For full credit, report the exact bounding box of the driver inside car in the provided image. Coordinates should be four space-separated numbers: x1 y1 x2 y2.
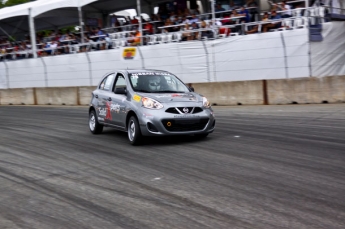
139 75 170 92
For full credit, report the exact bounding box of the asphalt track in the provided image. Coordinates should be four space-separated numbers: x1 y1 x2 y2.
0 104 344 229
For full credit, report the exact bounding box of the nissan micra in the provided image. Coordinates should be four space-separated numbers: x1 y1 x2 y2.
89 70 215 145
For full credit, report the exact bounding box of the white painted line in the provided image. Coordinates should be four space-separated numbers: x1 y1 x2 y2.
151 177 163 181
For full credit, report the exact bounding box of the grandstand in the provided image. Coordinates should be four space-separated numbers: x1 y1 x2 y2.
0 0 344 90
0 0 344 60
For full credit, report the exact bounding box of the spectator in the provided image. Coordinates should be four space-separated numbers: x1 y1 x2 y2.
182 23 193 41
189 14 199 24
279 1 292 18
229 0 239 10
246 12 269 34
131 16 139 25
229 9 243 33
171 17 181 32
144 22 154 35
215 3 225 12
194 5 201 15
239 6 250 23
130 27 141 46
246 0 258 22
163 18 174 33
200 20 213 39
50 40 57 55
263 10 282 32
221 13 232 25
183 8 191 17
230 9 240 23
190 21 199 40
169 12 176 22
181 16 190 25
105 34 113 49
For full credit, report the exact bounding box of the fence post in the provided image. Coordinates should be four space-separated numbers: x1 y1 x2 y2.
85 52 93 86
307 13 312 77
137 46 145 69
40 58 48 87
3 60 9 89
201 40 211 82
263 79 269 105
280 32 289 79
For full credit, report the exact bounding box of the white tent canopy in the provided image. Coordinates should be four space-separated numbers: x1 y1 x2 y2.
0 0 100 38
0 0 97 21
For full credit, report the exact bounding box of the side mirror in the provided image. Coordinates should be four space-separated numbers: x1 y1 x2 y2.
189 87 195 92
115 87 127 95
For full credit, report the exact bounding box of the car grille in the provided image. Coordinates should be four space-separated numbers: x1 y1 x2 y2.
165 107 203 114
162 118 209 132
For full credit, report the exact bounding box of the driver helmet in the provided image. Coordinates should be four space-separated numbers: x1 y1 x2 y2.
148 75 162 91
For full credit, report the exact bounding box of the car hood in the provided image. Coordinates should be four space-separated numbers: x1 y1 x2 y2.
138 92 201 103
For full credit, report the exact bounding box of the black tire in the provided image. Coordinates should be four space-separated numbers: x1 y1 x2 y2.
127 116 142 145
89 110 103 134
195 133 209 139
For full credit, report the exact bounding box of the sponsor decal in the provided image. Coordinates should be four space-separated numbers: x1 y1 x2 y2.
143 113 154 119
131 72 172 76
110 103 121 113
172 94 185 98
133 94 141 102
98 107 107 116
154 94 196 99
174 115 200 118
123 48 137 60
105 102 112 120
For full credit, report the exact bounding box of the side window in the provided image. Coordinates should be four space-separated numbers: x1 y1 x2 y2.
99 74 115 91
99 77 107 90
114 74 126 90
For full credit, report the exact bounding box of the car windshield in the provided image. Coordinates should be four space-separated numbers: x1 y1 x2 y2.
129 72 190 93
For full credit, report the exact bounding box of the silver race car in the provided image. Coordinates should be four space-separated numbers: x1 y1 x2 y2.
89 70 216 145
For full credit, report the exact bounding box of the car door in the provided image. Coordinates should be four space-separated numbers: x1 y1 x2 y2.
96 73 115 124
107 73 128 127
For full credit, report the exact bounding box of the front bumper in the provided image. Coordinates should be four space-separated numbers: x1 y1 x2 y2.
138 103 215 136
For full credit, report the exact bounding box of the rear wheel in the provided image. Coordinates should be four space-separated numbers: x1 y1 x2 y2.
89 110 103 134
128 116 142 145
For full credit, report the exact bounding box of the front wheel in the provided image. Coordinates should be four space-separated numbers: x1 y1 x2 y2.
89 110 103 134
128 116 142 145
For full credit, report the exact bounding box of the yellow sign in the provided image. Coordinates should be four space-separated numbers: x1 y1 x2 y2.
133 95 141 102
123 48 137 60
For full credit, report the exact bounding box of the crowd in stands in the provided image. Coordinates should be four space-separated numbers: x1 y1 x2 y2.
0 1 324 60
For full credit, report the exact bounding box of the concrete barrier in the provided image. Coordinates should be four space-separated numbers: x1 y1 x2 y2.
35 87 78 105
78 87 95 105
0 76 344 106
193 80 264 105
267 76 345 104
0 88 35 105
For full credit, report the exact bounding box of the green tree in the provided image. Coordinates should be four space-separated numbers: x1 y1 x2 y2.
1 0 31 8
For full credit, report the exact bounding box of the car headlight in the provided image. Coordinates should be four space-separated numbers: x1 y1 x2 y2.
202 97 211 108
142 97 163 109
